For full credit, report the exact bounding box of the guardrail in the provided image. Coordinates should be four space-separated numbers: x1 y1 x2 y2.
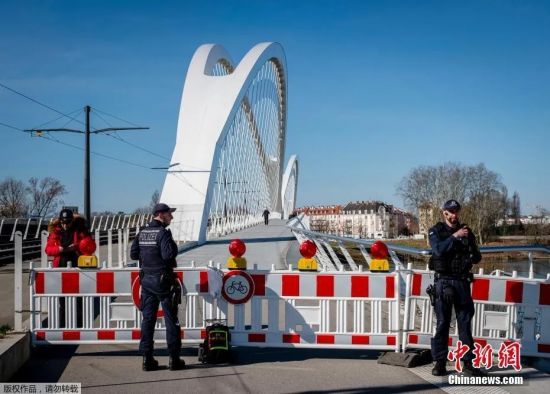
287 215 550 275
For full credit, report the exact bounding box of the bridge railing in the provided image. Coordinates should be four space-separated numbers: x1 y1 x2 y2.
287 215 550 276
0 214 156 264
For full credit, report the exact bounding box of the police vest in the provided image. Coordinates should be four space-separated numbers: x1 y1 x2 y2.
429 222 473 276
137 221 175 273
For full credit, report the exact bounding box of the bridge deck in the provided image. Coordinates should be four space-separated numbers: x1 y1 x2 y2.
177 219 298 270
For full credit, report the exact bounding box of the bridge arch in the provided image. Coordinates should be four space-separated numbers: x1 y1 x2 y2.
281 155 298 219
160 42 289 243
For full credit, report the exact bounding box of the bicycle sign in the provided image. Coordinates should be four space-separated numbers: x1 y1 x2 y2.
222 270 255 304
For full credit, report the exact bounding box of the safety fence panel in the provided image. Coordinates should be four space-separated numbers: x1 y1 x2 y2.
402 269 550 358
29 264 402 351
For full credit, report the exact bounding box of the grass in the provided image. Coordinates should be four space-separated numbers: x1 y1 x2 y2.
0 324 12 338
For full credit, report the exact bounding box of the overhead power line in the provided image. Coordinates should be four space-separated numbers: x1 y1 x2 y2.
0 82 85 127
0 121 24 132
41 133 152 169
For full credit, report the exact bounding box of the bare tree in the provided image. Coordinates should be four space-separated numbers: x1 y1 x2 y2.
150 190 160 211
134 190 161 215
0 177 28 217
26 177 67 218
397 162 507 244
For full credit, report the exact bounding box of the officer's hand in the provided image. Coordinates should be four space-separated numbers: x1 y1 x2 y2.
443 286 454 304
453 226 469 238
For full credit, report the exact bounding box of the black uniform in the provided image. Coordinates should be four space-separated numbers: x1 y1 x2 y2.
428 221 482 363
130 219 180 358
262 209 270 225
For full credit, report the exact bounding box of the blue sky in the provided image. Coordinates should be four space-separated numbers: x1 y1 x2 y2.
1 0 549 214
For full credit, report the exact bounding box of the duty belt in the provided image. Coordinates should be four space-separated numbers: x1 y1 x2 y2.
141 268 173 275
434 272 474 282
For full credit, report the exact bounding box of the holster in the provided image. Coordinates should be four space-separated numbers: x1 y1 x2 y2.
171 281 182 306
426 284 436 306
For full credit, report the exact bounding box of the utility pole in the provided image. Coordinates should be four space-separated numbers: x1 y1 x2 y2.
25 106 148 224
84 105 91 221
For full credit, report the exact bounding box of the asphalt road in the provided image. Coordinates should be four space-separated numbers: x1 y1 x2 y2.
11 345 444 393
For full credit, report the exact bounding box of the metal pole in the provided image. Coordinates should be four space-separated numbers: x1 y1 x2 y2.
84 105 91 223
14 231 22 331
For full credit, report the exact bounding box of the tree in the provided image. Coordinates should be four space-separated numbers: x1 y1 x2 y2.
460 165 507 244
133 190 161 215
26 177 67 218
0 177 28 217
150 190 160 211
397 162 508 244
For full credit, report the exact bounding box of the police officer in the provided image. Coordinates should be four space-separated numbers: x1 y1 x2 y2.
130 203 184 371
429 199 485 376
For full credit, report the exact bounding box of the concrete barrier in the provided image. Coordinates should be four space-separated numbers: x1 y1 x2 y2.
0 332 30 381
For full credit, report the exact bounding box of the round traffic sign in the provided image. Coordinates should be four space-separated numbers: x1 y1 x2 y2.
222 270 255 304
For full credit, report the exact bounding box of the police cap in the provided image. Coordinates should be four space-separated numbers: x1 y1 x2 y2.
442 199 461 212
153 203 176 215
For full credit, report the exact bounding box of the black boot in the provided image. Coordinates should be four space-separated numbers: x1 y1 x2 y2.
142 355 159 371
169 355 185 371
463 361 488 376
432 359 447 376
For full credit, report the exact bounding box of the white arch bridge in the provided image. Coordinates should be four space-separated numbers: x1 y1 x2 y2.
160 42 298 244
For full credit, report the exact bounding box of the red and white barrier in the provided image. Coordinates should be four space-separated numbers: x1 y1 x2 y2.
29 264 401 351
30 263 549 357
402 268 550 358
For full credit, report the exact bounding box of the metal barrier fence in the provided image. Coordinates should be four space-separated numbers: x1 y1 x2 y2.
11 220 550 359
402 265 550 358
28 263 402 350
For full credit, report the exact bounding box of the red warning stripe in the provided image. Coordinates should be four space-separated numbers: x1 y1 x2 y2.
63 331 80 340
540 284 550 305
351 276 369 297
252 274 266 296
248 333 266 343
199 271 208 293
386 276 395 299
351 335 370 345
472 278 490 300
316 334 335 344
316 275 334 297
282 275 299 297
505 281 523 303
96 272 114 293
282 333 300 343
97 330 115 340
35 272 44 294
411 273 422 296
62 272 79 294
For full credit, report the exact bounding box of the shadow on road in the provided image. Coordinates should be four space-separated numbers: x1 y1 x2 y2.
10 345 78 382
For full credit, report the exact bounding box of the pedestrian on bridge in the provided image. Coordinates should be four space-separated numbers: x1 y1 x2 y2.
130 203 184 371
45 208 94 327
428 199 485 377
263 208 270 225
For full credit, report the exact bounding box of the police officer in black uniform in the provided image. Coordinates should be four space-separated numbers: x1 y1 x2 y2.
130 203 184 371
429 199 486 377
